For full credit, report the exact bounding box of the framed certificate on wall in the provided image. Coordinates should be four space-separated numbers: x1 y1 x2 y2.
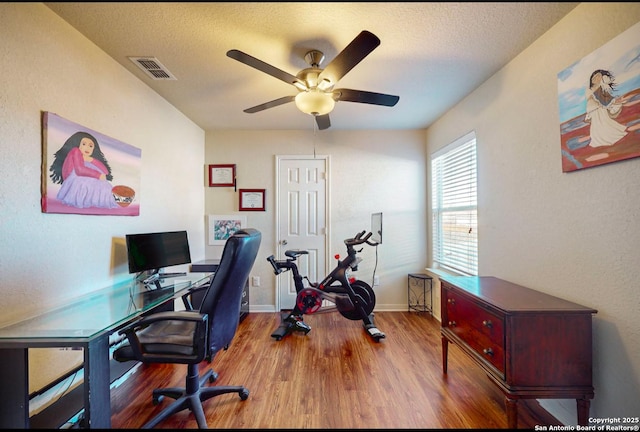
208 164 236 187
239 189 265 211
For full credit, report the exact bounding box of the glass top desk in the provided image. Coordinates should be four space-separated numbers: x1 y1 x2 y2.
0 272 212 429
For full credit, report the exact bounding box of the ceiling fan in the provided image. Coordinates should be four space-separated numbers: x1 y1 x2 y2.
226 30 399 130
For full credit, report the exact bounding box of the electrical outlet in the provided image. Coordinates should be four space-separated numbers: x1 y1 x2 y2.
251 276 260 287
373 276 380 286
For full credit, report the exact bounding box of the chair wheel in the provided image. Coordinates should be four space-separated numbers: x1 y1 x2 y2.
152 395 164 405
239 388 249 400
209 371 219 383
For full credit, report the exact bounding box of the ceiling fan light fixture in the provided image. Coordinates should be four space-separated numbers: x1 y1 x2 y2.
293 81 307 91
295 90 335 116
317 78 333 91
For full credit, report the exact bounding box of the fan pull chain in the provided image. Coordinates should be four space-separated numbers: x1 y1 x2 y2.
312 116 317 158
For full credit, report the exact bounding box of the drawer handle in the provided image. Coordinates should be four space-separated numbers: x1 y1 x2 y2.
447 298 455 305
482 320 493 328
483 348 494 356
448 321 456 327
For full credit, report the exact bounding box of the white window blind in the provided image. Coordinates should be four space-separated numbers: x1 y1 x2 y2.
431 132 478 275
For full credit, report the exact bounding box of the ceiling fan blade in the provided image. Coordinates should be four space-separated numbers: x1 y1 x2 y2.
243 95 295 113
315 114 331 130
227 49 304 87
318 30 380 86
335 88 399 107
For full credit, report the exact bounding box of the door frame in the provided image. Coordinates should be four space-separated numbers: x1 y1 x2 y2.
274 154 331 311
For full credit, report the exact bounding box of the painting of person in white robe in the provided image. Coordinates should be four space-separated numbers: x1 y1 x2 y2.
585 69 629 148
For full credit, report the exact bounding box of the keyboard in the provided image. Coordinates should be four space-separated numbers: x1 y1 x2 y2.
159 272 187 278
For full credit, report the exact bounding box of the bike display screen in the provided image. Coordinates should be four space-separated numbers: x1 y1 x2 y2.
371 212 382 244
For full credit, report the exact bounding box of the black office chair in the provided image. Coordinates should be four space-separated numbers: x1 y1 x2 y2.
113 228 261 429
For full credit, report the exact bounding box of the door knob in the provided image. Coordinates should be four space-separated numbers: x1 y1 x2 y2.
281 239 288 245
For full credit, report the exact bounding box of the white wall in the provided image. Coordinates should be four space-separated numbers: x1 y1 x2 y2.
205 129 427 310
0 4 206 391
426 3 640 425
3 1 637 425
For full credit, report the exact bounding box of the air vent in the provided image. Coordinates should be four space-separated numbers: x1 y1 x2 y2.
128 57 177 80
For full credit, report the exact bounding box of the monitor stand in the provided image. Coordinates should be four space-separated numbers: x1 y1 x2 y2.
135 270 162 290
140 270 188 290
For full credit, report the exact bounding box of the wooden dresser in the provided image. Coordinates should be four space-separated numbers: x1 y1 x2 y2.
440 276 597 428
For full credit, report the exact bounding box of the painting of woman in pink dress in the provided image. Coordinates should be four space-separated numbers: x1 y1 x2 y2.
42 112 141 215
49 131 119 209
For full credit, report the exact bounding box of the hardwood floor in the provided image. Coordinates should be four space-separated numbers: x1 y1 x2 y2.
110 311 561 429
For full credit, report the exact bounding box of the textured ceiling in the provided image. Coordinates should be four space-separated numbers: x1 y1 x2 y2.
44 2 579 131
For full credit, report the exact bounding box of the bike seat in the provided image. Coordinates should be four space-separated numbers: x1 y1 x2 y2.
285 249 309 258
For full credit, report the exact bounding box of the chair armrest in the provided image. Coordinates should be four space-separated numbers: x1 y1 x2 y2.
118 311 208 361
181 284 209 310
119 311 205 331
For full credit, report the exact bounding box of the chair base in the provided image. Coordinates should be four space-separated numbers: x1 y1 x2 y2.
143 365 249 429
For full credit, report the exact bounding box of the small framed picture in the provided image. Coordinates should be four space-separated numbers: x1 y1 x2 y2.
239 188 265 211
208 164 236 187
208 214 247 245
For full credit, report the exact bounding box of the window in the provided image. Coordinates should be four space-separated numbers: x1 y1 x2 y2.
431 131 478 275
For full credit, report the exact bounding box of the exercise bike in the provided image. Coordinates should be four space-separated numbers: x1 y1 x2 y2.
266 230 386 342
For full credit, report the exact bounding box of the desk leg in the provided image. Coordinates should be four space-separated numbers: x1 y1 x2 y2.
0 348 29 428
82 336 111 428
505 396 518 429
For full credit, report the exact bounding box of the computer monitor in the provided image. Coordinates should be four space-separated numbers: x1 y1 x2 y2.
371 212 382 244
126 230 192 276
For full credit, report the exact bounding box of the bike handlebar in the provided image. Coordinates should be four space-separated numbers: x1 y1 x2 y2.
344 230 377 247
266 255 283 274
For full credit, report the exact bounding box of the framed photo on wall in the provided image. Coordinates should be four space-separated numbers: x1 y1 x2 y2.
239 189 265 211
208 164 236 187
208 214 247 245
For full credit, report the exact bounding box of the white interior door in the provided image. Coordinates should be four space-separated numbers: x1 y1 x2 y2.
275 155 328 311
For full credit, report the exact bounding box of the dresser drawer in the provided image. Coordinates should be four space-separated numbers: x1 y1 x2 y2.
444 288 505 374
